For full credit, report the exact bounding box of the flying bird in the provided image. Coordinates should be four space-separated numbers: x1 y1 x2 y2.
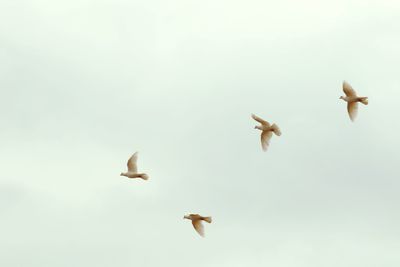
120 152 149 180
252 114 281 151
183 214 212 237
340 81 368 121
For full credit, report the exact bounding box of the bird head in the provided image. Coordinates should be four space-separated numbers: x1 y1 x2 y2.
183 215 190 220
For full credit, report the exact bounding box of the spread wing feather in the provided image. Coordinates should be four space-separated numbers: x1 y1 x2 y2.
343 81 357 97
127 152 138 172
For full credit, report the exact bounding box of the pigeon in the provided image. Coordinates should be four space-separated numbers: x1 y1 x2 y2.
183 214 212 237
120 152 149 180
340 81 368 121
252 114 281 151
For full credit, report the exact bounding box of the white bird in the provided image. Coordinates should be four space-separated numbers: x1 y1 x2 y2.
252 114 281 151
183 214 212 237
120 152 149 180
340 81 368 121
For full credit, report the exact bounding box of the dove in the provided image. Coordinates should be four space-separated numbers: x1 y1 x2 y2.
340 81 368 121
183 214 212 237
252 114 281 151
120 152 149 180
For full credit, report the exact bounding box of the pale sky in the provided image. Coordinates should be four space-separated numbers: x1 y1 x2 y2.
1 0 400 266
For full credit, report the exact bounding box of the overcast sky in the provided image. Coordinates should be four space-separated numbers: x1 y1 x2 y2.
1 0 400 266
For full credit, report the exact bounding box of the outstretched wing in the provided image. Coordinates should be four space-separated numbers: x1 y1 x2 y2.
261 131 273 151
251 114 270 127
347 102 358 122
192 220 205 237
343 81 357 97
127 152 138 172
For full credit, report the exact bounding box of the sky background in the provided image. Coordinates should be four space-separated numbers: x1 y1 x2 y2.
1 0 400 266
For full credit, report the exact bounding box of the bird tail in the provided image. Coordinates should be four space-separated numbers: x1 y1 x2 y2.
271 124 281 136
139 173 149 180
203 216 212 223
360 97 368 105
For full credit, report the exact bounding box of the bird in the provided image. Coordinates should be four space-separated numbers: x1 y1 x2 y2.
120 152 149 180
340 81 368 121
183 214 212 237
252 114 281 151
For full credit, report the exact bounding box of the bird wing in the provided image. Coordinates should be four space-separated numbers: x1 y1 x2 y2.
127 152 138 172
261 131 273 151
347 102 358 121
343 81 357 97
252 114 270 127
192 220 205 237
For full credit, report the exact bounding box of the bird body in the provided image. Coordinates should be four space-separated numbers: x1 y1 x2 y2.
120 152 149 180
340 81 368 121
121 172 149 179
252 114 281 151
340 95 368 104
184 214 212 237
